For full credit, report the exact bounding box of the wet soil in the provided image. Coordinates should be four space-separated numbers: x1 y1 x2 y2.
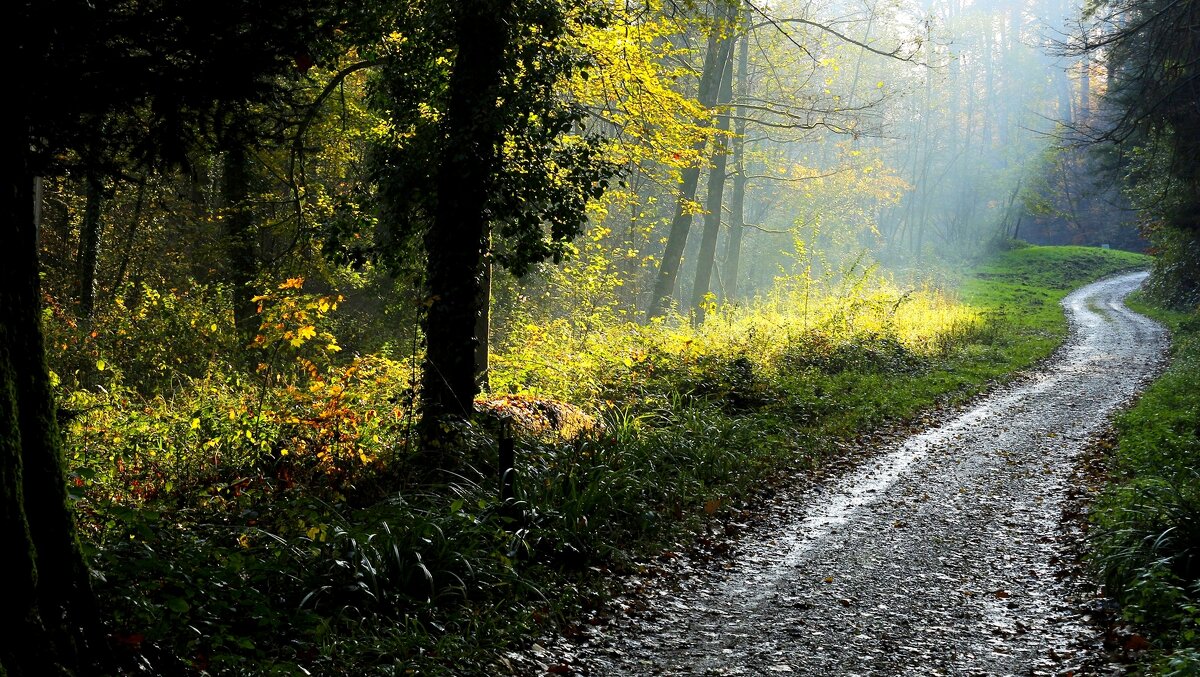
520 272 1168 676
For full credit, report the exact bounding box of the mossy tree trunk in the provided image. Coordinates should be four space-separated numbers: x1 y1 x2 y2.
2 146 104 675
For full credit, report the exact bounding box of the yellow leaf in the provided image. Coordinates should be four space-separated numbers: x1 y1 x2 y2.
190 418 200 430
96 359 106 371
279 277 305 290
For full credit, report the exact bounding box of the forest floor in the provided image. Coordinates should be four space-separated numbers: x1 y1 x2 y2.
516 272 1167 675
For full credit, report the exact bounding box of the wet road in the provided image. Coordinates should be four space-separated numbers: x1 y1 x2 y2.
555 272 1167 675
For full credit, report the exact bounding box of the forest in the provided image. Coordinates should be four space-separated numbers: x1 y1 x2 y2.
5 0 1200 674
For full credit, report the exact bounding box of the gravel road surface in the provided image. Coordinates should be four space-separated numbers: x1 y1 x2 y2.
537 272 1168 676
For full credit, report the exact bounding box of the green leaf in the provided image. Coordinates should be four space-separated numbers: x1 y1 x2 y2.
166 597 190 613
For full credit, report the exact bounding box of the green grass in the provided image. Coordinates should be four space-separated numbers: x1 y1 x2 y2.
962 244 1152 366
1091 293 1200 673
71 245 1153 674
834 245 1153 434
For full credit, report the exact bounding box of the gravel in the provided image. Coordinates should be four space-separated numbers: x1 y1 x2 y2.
530 272 1168 676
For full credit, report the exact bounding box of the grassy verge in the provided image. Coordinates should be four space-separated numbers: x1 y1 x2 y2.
1090 293 1200 672
62 244 1149 674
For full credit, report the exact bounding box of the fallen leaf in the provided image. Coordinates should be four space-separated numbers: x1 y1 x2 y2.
1124 634 1150 651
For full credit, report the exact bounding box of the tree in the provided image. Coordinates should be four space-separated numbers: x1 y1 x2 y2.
370 1 614 455
2 144 105 677
421 0 517 439
723 9 753 300
647 1 739 320
220 141 266 348
690 33 737 323
1079 0 1200 303
5 0 349 671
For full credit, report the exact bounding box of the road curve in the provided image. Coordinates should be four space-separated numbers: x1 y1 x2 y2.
562 272 1168 676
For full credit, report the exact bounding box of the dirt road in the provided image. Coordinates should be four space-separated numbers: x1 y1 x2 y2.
548 272 1167 676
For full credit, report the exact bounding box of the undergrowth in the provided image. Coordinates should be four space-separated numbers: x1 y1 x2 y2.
1092 294 1200 673
52 245 1149 674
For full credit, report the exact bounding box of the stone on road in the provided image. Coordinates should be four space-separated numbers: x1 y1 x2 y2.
568 272 1168 676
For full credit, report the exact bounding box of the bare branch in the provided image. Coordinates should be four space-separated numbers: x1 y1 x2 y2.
745 0 915 62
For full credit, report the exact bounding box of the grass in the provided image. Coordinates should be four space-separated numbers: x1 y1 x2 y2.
60 244 1151 674
1091 292 1200 673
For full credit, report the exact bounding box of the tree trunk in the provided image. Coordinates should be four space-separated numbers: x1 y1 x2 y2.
419 0 514 455
915 35 936 260
2 142 103 676
474 252 491 391
106 177 146 299
1056 63 1074 124
722 8 751 301
690 35 736 325
222 145 262 348
647 3 737 320
1079 52 1091 122
75 171 104 322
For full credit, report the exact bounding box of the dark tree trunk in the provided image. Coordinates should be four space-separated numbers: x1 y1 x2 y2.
222 144 262 347
2 141 104 676
474 252 491 391
647 4 737 320
106 177 146 299
690 37 736 325
419 0 514 454
75 171 104 322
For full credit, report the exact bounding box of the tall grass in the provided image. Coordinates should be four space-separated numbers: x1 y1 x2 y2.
1091 298 1200 672
490 277 984 406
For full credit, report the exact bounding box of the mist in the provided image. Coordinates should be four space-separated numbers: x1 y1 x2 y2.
736 0 1097 284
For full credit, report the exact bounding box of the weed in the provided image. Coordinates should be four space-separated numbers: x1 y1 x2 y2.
1091 293 1200 668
